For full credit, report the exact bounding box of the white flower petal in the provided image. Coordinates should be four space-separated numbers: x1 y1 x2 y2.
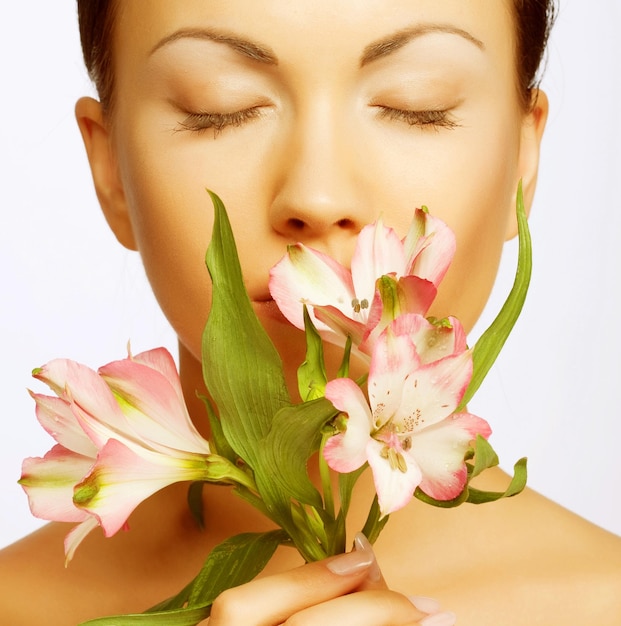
367 438 422 516
367 329 418 428
412 413 491 500
396 351 472 429
64 516 101 565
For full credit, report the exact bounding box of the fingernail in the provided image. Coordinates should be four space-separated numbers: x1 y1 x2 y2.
353 532 382 582
408 595 442 614
326 547 373 576
420 611 457 626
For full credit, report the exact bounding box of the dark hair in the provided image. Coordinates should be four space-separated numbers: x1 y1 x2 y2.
512 0 557 109
77 0 556 114
77 0 117 113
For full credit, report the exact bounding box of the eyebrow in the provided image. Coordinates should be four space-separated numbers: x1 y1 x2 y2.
150 23 483 69
149 27 278 65
360 24 485 67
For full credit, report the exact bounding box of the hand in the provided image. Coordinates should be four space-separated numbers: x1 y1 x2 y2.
205 533 456 625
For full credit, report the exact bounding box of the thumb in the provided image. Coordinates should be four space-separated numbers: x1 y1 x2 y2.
351 532 386 591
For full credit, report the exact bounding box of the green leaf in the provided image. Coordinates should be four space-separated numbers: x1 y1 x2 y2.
256 397 338 511
297 306 328 401
458 181 532 410
466 457 528 504
79 607 210 626
469 435 500 479
338 465 367 520
337 335 353 379
202 191 291 469
184 530 286 606
152 532 285 610
414 484 470 509
187 481 206 530
199 392 237 463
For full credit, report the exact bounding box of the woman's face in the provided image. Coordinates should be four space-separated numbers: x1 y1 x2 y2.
83 0 546 377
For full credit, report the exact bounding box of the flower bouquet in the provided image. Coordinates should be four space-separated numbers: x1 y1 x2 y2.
19 185 530 624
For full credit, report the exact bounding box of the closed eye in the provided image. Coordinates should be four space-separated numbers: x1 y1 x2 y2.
375 107 459 130
177 106 265 137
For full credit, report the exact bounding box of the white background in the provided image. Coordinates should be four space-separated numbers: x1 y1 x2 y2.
0 2 619 548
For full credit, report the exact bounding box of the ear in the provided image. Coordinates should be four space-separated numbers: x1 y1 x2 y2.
505 89 549 240
75 97 137 250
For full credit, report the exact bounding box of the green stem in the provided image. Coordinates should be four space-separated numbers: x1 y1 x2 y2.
319 432 335 520
291 503 329 562
361 494 390 544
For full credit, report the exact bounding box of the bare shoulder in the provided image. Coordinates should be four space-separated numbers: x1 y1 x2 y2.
0 523 82 624
0 486 215 625
379 470 621 625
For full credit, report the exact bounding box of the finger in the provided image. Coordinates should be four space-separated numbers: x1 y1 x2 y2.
208 546 376 626
281 589 427 626
350 533 385 591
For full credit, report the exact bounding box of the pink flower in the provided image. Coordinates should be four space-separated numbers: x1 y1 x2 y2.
323 314 491 516
269 210 455 356
20 348 216 562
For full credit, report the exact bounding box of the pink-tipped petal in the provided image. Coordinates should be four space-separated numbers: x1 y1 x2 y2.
130 348 186 408
29 391 97 457
412 413 491 500
313 304 367 347
395 275 437 317
75 439 209 537
404 210 456 286
351 221 407 303
324 379 374 472
46 360 132 449
99 358 210 456
20 445 95 523
391 314 468 364
269 243 355 330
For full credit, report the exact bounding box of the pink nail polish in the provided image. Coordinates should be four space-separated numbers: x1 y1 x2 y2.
353 532 382 582
326 548 373 576
420 610 457 626
407 595 442 614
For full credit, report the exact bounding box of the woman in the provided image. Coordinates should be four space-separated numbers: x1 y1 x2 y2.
1 1 619 624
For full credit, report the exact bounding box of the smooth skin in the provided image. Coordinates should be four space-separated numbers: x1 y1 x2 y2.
1 1 620 624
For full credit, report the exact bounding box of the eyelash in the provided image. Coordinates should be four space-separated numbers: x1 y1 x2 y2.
178 107 264 136
177 105 458 137
375 107 459 130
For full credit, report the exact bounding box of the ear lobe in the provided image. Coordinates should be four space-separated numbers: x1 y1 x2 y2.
505 90 549 240
75 97 138 251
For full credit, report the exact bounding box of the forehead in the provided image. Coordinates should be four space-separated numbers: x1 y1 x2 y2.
112 0 516 76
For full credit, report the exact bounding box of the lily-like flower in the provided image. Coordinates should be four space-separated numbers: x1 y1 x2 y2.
269 209 456 355
323 314 491 516
20 348 245 563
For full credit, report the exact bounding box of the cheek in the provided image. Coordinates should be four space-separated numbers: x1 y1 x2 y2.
370 112 521 333
431 124 521 331
115 128 216 362
112 113 288 363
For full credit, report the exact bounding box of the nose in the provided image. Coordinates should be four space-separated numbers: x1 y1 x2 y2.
268 98 374 255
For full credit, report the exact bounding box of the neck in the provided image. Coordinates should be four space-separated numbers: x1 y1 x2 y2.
178 341 213 440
